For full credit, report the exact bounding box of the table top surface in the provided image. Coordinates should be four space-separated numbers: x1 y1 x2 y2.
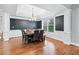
23 29 44 35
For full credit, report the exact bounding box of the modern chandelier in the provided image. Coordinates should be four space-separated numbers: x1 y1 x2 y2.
29 8 37 21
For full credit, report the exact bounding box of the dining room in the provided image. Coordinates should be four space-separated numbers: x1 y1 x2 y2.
0 4 79 55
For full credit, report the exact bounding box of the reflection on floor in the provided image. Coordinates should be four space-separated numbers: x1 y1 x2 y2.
0 37 79 55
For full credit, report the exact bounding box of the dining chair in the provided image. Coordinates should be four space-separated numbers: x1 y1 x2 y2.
21 30 27 44
39 30 45 41
32 30 39 42
21 29 32 43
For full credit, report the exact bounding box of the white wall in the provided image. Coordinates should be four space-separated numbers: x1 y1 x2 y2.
0 16 2 32
9 30 22 38
0 10 4 33
0 11 10 41
45 9 71 45
2 13 10 41
71 8 79 46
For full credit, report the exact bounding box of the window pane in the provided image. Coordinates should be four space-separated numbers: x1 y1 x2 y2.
49 26 54 32
48 18 54 32
43 21 47 31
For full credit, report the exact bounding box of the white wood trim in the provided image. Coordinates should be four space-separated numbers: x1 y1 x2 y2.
71 42 79 46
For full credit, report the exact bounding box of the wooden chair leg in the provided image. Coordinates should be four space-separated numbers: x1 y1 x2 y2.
43 36 45 41
22 38 25 44
40 38 42 42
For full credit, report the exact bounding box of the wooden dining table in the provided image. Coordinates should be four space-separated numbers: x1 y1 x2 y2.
23 29 42 35
22 29 45 43
24 30 34 35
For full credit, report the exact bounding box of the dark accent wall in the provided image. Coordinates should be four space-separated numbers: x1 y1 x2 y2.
36 21 42 29
10 18 42 30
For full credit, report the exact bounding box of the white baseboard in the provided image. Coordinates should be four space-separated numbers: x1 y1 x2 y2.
71 42 79 46
46 36 71 45
63 41 71 45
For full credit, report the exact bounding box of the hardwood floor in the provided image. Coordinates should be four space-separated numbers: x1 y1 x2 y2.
0 37 79 55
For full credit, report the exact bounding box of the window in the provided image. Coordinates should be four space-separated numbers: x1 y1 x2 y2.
43 20 47 31
43 17 54 32
48 18 54 32
55 15 64 31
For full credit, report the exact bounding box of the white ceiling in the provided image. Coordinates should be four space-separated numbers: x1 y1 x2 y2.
32 4 68 15
71 4 79 9
16 4 54 18
62 4 79 9
0 4 17 16
16 4 71 18
0 4 78 18
63 4 72 9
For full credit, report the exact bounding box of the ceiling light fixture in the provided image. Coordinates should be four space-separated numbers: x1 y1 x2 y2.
29 8 37 21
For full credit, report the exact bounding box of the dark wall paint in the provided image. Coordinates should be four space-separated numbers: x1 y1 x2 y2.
10 18 42 30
